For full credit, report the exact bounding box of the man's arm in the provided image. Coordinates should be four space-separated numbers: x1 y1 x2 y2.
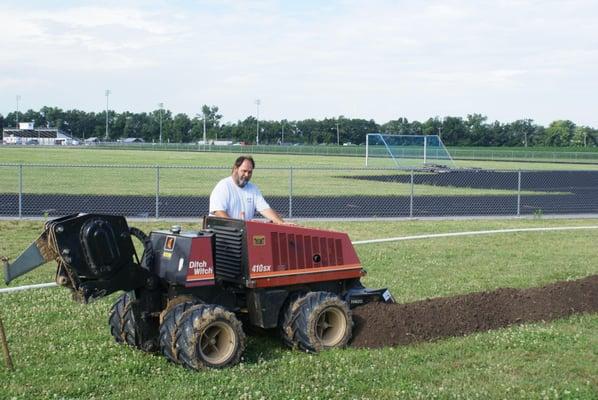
260 208 286 224
212 210 230 218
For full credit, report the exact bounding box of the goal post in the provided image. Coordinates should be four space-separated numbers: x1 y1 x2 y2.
365 133 455 169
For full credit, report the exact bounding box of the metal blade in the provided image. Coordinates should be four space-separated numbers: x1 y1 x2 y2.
3 231 55 284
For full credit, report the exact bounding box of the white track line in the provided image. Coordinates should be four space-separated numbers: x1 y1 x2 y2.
351 225 598 245
0 282 57 294
3 225 598 294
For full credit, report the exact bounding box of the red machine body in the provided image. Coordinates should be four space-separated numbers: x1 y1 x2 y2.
150 218 364 291
244 220 363 288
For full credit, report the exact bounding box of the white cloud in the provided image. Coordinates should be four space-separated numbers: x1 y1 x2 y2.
1 0 598 126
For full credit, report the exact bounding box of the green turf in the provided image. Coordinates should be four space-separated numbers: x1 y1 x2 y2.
0 147 580 197
1 218 597 399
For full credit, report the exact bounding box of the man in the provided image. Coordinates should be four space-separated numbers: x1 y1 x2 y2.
209 155 287 224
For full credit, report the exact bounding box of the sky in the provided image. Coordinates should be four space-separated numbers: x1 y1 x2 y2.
1 0 597 127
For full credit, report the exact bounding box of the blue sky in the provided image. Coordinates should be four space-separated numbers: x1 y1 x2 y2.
1 0 597 126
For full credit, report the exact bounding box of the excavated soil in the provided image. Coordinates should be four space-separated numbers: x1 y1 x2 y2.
350 274 598 348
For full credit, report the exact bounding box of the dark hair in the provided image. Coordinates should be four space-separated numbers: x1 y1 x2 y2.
233 155 255 169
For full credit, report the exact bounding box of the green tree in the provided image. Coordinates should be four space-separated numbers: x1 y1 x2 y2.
544 120 576 146
464 114 489 146
507 119 537 147
572 126 592 147
381 117 411 134
441 116 467 146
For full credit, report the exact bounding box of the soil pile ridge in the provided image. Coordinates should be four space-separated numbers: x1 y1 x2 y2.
350 274 598 348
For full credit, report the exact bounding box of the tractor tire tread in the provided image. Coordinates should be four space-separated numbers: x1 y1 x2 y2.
175 304 246 370
159 301 202 363
290 291 353 353
108 292 132 344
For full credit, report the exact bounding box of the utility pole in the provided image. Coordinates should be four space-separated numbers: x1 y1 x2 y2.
203 111 207 144
15 95 21 128
105 90 111 141
336 122 340 145
255 99 261 145
584 131 587 147
196 112 207 147
158 103 163 144
281 122 284 144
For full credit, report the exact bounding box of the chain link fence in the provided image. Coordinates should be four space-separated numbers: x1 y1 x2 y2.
72 142 598 164
1 163 597 219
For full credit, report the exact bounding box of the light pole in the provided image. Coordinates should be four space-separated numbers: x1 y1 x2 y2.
105 90 111 141
281 122 284 144
336 122 340 145
255 99 261 145
195 113 207 147
584 131 587 148
158 103 164 144
203 110 207 144
16 95 21 128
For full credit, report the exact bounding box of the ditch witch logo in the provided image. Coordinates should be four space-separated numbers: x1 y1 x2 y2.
189 260 213 276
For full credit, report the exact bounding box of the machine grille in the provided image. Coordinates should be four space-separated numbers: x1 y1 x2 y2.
211 224 244 281
271 232 344 271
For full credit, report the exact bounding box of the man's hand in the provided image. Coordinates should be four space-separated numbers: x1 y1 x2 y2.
212 210 230 219
261 208 292 225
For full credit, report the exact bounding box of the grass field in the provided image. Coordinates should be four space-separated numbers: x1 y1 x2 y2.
1 217 597 399
0 147 587 197
3 146 598 170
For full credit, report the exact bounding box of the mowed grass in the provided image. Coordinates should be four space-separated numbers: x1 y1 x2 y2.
0 147 584 197
1 217 597 399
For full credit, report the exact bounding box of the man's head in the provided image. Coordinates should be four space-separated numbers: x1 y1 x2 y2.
231 155 255 187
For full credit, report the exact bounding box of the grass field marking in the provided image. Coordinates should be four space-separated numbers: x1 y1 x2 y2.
352 225 598 245
0 282 57 294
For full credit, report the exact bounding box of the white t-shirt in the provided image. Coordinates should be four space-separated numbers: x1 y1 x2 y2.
209 176 271 220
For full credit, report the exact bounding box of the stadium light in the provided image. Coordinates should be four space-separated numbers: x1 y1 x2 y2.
255 99 261 145
158 102 164 144
203 109 207 144
16 95 21 128
195 113 207 148
105 90 111 141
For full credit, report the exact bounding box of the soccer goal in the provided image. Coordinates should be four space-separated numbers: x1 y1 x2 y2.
365 133 455 169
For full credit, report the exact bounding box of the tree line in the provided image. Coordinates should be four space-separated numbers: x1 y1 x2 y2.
1 106 596 147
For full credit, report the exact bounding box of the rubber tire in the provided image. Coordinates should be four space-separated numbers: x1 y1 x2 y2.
290 291 353 353
279 292 306 348
108 292 140 347
159 301 201 364
175 305 246 370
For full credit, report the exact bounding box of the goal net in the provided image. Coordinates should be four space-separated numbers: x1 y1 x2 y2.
365 133 455 169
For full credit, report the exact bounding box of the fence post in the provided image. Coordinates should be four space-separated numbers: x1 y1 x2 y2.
409 169 414 218
288 167 293 219
18 164 23 219
155 165 160 219
517 170 521 216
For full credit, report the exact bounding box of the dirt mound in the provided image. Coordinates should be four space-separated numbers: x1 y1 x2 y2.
350 274 598 348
